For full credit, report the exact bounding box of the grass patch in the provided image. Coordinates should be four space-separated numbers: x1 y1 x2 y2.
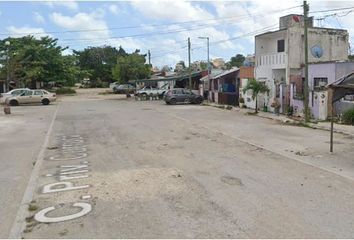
55 87 76 95
342 108 354 125
28 203 39 211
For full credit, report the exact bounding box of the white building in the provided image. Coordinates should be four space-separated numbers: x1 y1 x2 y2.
255 14 349 114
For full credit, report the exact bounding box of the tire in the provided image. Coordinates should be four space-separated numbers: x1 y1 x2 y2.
170 98 177 105
195 98 202 104
9 99 19 106
140 93 147 100
42 98 50 105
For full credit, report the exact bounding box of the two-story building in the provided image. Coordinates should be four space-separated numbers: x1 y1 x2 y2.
255 14 349 114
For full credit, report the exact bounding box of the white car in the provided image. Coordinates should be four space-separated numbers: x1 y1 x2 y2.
136 86 168 97
0 88 30 103
5 89 56 106
109 82 119 90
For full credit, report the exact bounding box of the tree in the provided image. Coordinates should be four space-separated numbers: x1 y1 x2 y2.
0 36 68 88
243 79 269 113
174 61 186 72
74 45 125 84
226 54 245 69
112 50 150 84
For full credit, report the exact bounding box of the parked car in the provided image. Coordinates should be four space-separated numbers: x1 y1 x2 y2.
164 88 203 105
136 86 167 98
5 89 56 106
113 84 136 94
110 82 119 90
0 88 30 103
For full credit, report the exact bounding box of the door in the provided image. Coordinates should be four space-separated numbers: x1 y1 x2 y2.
182 89 192 103
18 90 34 104
175 89 185 102
33 90 44 103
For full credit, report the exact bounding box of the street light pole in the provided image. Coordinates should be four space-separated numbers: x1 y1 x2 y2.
198 37 210 74
5 40 10 92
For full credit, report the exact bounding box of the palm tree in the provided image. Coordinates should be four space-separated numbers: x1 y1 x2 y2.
243 79 269 113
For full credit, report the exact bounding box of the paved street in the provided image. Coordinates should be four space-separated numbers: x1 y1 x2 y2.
2 91 354 238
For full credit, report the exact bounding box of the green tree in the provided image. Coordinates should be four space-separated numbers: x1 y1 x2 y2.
112 50 151 84
74 46 125 85
243 79 269 113
0 36 68 88
226 54 245 69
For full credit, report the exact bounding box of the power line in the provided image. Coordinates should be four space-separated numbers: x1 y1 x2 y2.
310 6 354 14
150 24 278 60
61 6 298 47
0 4 302 38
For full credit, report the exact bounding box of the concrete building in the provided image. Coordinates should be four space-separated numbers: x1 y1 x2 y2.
239 66 256 109
290 61 354 120
255 14 349 114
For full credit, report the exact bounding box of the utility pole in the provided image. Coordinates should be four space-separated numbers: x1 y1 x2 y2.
206 37 210 75
5 41 10 92
148 50 151 65
188 37 192 89
303 1 310 122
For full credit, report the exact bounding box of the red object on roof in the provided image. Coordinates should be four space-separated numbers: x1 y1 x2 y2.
293 15 300 22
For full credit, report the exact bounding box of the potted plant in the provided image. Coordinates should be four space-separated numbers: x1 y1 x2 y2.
286 106 294 116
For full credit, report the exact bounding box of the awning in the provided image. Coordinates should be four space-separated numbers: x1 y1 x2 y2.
326 72 354 152
327 72 354 102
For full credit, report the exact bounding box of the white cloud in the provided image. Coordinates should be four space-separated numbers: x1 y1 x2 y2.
108 4 119 15
131 1 214 21
50 11 109 40
6 26 51 39
33 12 45 24
45 1 79 10
108 38 143 52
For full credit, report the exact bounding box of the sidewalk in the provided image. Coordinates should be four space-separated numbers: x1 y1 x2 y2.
203 102 354 137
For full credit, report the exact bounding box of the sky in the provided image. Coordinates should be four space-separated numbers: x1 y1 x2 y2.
1 0 354 68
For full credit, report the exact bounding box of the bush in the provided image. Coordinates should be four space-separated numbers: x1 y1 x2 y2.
239 97 245 104
55 87 76 95
342 108 354 125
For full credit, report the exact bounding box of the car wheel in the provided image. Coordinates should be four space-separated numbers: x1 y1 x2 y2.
140 93 147 100
170 98 177 105
195 98 202 104
9 99 19 106
42 98 50 105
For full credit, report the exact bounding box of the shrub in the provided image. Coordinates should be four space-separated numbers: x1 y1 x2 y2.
55 87 76 95
239 97 245 104
342 108 354 125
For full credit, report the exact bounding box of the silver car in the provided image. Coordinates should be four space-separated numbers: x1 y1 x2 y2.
5 89 56 106
0 88 30 103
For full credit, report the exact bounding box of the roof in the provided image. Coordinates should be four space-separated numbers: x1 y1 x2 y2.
200 67 239 81
255 26 347 38
129 71 202 83
327 72 354 102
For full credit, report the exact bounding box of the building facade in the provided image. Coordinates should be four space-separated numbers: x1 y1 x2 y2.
255 14 349 114
289 61 354 119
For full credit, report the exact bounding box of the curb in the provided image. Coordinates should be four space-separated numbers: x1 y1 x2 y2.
202 102 354 137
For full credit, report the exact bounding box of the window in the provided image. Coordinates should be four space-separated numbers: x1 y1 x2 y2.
313 77 328 90
277 39 285 52
21 90 33 96
34 90 43 95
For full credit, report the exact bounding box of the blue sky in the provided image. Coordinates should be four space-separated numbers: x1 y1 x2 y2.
0 1 353 68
